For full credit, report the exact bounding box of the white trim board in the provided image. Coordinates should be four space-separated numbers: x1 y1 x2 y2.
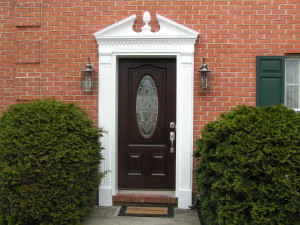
94 12 198 209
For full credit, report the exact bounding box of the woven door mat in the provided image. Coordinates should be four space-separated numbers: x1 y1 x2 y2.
118 205 174 218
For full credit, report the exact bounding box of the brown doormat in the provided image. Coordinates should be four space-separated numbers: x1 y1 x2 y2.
118 205 174 218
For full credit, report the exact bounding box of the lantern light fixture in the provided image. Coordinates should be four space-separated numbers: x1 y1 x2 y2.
81 57 94 93
199 57 211 92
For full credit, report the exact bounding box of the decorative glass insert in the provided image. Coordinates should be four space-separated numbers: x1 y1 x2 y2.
136 75 158 138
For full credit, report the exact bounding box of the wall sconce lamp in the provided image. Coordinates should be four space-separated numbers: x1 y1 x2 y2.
199 57 211 92
81 57 94 93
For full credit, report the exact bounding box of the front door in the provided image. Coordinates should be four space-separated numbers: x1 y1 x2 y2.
118 58 176 189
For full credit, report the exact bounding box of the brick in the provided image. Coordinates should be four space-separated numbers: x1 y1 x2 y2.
14 3 42 27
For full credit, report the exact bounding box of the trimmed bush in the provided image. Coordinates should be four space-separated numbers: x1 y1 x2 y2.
0 99 104 225
195 105 300 225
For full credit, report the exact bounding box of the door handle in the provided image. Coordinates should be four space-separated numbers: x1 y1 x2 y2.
170 131 175 153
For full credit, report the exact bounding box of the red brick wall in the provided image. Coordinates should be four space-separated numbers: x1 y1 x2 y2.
1 0 300 194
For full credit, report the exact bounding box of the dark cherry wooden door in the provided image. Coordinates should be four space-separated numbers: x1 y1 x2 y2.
118 58 176 189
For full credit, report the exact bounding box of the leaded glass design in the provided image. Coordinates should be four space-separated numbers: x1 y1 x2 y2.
136 75 158 138
285 59 300 112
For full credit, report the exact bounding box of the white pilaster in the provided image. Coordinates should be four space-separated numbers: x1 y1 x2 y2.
98 53 114 206
177 53 194 209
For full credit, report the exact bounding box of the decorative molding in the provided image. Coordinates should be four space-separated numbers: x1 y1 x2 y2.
94 12 198 43
97 40 196 46
94 11 199 209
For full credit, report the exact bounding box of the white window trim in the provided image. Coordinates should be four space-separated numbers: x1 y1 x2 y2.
285 57 300 112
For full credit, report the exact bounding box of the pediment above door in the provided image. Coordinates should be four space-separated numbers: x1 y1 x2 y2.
94 12 199 46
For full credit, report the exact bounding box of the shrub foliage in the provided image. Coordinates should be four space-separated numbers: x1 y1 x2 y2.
0 99 104 225
195 105 300 225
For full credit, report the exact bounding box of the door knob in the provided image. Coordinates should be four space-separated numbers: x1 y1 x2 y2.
170 131 175 153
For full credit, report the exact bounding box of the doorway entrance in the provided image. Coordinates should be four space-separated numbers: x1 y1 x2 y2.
94 11 198 208
118 58 176 189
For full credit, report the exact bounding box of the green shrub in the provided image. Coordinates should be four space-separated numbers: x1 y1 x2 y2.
195 105 300 225
0 99 104 225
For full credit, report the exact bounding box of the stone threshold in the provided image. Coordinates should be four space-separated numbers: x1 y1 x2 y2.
113 190 178 206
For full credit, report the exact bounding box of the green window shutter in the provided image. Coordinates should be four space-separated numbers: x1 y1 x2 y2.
256 56 285 107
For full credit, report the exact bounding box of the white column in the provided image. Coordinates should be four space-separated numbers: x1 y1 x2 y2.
176 53 194 209
98 53 114 206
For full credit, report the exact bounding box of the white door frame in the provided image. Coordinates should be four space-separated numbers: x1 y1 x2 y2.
94 12 198 209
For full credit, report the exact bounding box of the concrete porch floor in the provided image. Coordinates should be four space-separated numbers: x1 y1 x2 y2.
83 206 201 225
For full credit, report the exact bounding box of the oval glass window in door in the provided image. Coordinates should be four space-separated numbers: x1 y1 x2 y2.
136 75 158 138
